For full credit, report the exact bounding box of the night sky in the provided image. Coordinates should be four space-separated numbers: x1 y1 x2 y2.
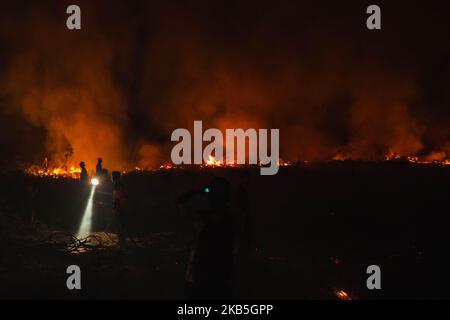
0 0 449 169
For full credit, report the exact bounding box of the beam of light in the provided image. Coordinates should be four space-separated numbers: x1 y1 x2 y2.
91 178 99 186
76 186 96 239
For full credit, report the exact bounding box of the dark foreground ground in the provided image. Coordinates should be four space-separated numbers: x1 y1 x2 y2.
1 161 450 299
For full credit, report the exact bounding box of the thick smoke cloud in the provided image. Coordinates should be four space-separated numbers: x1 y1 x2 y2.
0 0 449 169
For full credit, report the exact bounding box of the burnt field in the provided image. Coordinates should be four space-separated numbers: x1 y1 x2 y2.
1 161 450 300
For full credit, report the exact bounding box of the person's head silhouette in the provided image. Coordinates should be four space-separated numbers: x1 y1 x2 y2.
205 177 231 207
111 171 121 185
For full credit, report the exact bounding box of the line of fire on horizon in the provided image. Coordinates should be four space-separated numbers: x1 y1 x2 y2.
23 152 450 180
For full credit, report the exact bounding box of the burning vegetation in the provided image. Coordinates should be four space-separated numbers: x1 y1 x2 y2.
24 166 81 179
24 162 82 179
23 152 450 180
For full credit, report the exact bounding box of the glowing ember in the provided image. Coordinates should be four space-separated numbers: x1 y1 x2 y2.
203 155 292 168
159 163 175 170
332 154 347 161
277 159 292 167
335 289 352 301
330 257 343 264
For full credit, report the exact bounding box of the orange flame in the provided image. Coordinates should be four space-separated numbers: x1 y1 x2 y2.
384 151 450 166
206 155 223 167
25 165 81 179
24 151 450 179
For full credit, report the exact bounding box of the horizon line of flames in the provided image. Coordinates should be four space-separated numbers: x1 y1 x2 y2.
24 153 450 179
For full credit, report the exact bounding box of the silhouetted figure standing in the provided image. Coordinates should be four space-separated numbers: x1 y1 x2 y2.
78 162 90 218
179 177 236 299
236 170 252 260
79 162 88 186
95 158 109 186
96 158 103 175
26 184 38 229
234 170 253 296
112 171 127 246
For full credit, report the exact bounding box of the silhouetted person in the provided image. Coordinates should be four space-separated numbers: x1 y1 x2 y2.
236 170 252 259
26 184 38 229
96 158 103 175
112 171 128 246
179 177 236 299
79 162 88 186
234 170 253 296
